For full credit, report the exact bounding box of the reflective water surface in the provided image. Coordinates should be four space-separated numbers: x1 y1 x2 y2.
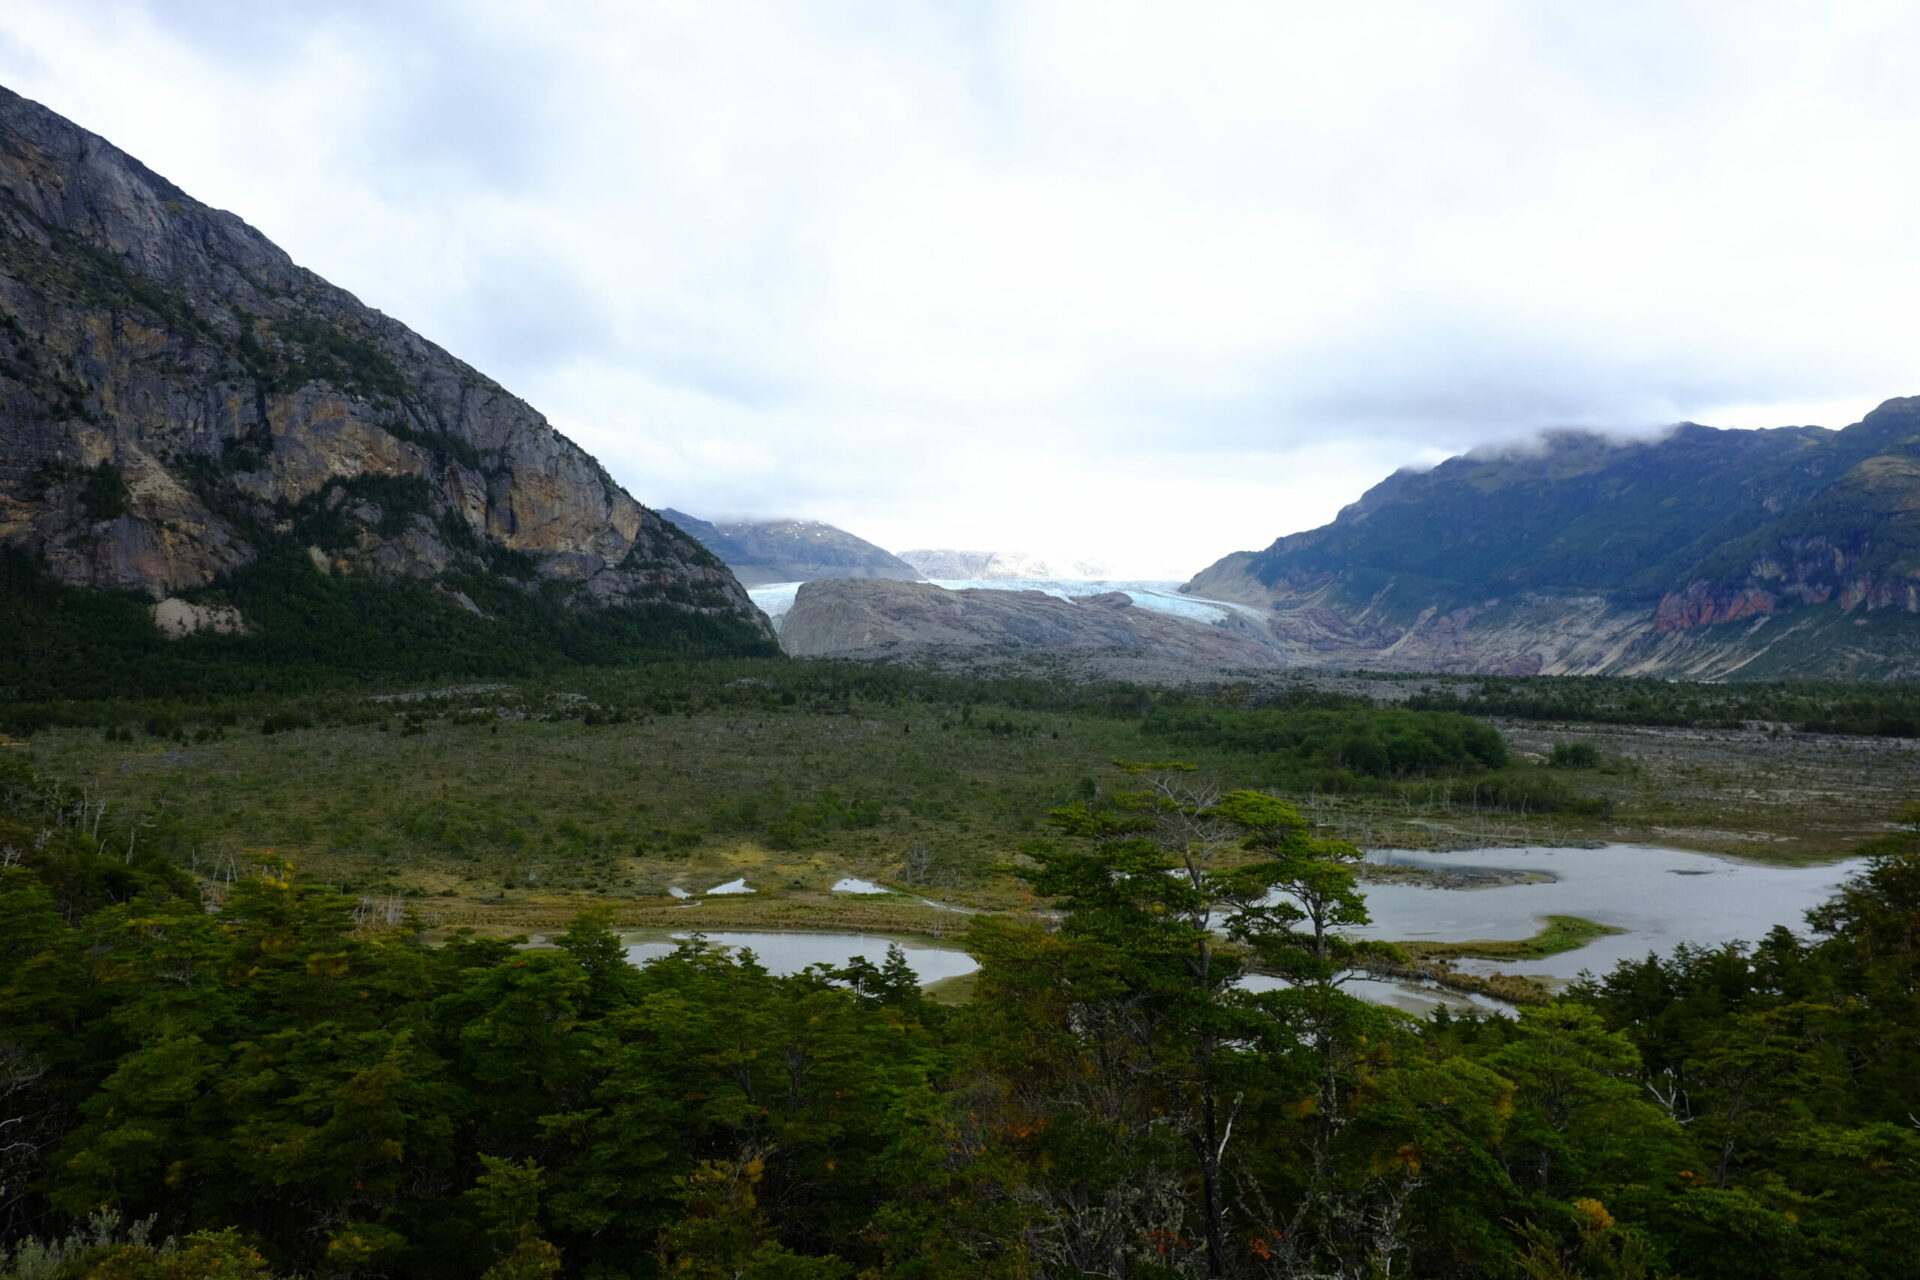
624 930 979 986
1351 844 1859 983
831 877 888 894
621 846 1858 1011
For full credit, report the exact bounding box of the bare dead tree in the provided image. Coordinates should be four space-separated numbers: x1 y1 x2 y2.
0 1042 55 1242
122 813 155 865
903 841 937 886
1646 1067 1692 1125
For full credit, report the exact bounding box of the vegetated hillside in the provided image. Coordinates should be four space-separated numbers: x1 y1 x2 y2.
659 509 921 586
895 548 1113 579
1186 401 1920 678
0 86 774 696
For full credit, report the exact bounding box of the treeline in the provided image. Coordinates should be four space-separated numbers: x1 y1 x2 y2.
1406 674 1920 737
1142 704 1608 814
2 758 1915 1278
1143 705 1509 777
0 639 1163 740
0 545 777 706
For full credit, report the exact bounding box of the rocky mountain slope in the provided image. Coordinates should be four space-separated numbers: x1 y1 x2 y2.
0 86 772 686
1185 402 1920 678
660 511 920 586
895 549 1112 580
780 577 1284 666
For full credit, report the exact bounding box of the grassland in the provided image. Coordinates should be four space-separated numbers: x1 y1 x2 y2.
1399 914 1624 962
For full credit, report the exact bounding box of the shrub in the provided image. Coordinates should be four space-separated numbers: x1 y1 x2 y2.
1548 741 1601 769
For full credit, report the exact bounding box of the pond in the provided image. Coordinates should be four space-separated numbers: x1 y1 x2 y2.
624 930 980 986
1351 844 1860 985
831 877 888 894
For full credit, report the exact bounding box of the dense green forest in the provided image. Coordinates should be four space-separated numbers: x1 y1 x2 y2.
2 752 1915 1279
0 546 776 705
1403 676 1920 737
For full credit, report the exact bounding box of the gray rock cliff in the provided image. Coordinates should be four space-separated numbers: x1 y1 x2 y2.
0 86 769 643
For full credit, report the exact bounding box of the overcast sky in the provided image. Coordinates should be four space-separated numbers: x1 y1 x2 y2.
3 1 1915 576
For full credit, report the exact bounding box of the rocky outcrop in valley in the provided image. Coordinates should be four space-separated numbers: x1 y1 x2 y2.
779 577 1285 666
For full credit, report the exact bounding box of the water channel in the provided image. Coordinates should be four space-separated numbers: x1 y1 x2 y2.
622 844 1861 1015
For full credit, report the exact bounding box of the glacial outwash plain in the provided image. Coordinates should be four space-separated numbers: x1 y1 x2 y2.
1 69 1918 1280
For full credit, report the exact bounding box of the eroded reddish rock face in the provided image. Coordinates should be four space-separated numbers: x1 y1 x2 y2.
1182 406 1920 678
1655 584 1780 632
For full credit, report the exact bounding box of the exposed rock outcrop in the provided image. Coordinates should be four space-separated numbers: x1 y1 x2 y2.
150 596 246 638
0 86 770 648
780 577 1286 666
1185 406 1920 679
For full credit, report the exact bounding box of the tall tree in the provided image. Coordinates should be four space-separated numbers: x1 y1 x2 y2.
1011 765 1386 1278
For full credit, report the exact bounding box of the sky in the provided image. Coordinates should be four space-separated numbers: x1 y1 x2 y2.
2 1 1915 578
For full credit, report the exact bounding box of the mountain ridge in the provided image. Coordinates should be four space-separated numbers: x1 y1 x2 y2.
660 510 921 586
0 84 775 687
1184 404 1920 678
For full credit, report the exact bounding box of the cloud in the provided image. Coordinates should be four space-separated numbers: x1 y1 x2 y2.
2 0 1915 576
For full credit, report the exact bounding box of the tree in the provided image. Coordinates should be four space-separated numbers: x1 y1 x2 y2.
1804 809 1920 1119
468 1155 562 1280
1009 764 1387 1278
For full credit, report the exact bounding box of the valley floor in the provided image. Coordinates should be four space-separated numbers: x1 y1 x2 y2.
12 656 1912 936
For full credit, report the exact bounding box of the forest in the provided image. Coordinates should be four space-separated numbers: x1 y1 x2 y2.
1 747 1915 1279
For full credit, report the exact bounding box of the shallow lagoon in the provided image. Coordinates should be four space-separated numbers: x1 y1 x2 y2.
1353 844 1860 984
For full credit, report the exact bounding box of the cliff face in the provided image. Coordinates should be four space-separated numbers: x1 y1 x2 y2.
0 86 770 647
1185 404 1920 679
660 511 921 586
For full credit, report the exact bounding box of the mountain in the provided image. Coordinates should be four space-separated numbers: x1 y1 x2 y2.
659 511 921 586
1185 403 1920 679
0 87 773 695
895 549 1113 580
780 578 1283 666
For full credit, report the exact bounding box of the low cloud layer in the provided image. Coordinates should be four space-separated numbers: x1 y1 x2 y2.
2 1 1909 575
